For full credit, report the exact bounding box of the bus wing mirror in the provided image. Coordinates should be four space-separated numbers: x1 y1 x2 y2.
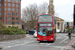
53 27 55 29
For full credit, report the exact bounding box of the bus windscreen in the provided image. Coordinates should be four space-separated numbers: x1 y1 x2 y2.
38 15 52 22
38 27 53 36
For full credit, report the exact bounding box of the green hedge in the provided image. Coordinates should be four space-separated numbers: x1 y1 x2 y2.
0 26 26 35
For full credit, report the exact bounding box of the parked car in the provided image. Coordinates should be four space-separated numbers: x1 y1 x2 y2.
29 30 35 35
33 30 37 38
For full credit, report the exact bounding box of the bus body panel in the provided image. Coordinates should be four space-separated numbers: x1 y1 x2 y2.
37 33 54 41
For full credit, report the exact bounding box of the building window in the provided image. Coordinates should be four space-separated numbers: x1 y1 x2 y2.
12 17 15 20
16 22 19 24
16 17 19 20
16 9 19 12
5 12 7 15
0 17 2 20
5 21 7 24
5 17 7 20
8 8 11 11
16 4 19 7
5 3 7 6
0 12 2 15
8 3 11 6
5 8 7 11
16 0 19 3
0 3 2 7
0 0 2 2
8 21 11 24
12 8 15 11
0 8 2 11
12 13 15 16
8 0 11 2
8 12 11 15
16 13 19 16
5 0 7 2
12 0 15 2
8 17 11 20
12 4 15 7
12 21 15 25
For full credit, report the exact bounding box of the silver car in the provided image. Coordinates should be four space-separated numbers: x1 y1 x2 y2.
33 30 37 38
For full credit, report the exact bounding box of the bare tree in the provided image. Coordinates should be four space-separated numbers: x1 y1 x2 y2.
22 3 38 29
38 2 48 14
21 2 48 30
0 22 6 29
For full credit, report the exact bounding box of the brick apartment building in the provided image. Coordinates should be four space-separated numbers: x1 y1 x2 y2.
0 0 21 28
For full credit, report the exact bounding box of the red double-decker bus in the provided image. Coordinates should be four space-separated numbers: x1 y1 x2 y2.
37 14 56 42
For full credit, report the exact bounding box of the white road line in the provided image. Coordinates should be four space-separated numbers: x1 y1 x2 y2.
71 41 75 45
64 46 73 49
60 37 68 43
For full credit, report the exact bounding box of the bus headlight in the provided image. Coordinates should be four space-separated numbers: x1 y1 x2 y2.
51 38 53 40
38 38 40 40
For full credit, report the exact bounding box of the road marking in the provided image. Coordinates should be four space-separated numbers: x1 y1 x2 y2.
65 37 75 49
71 41 75 45
60 37 68 43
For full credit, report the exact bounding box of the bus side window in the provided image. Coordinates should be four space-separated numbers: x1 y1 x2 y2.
38 24 39 26
54 29 56 33
54 18 56 33
54 18 56 24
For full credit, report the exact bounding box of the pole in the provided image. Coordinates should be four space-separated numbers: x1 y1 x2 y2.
73 5 75 34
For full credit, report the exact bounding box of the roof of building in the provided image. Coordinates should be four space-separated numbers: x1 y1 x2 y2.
54 16 64 21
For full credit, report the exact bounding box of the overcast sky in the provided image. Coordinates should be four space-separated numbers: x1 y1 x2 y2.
21 0 75 22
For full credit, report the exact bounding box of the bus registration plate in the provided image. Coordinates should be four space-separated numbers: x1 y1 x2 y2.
43 40 47 41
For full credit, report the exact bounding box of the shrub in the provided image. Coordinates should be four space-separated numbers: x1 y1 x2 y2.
11 26 18 29
66 27 73 33
0 26 26 35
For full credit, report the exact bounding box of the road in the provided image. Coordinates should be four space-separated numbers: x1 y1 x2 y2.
0 33 75 50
